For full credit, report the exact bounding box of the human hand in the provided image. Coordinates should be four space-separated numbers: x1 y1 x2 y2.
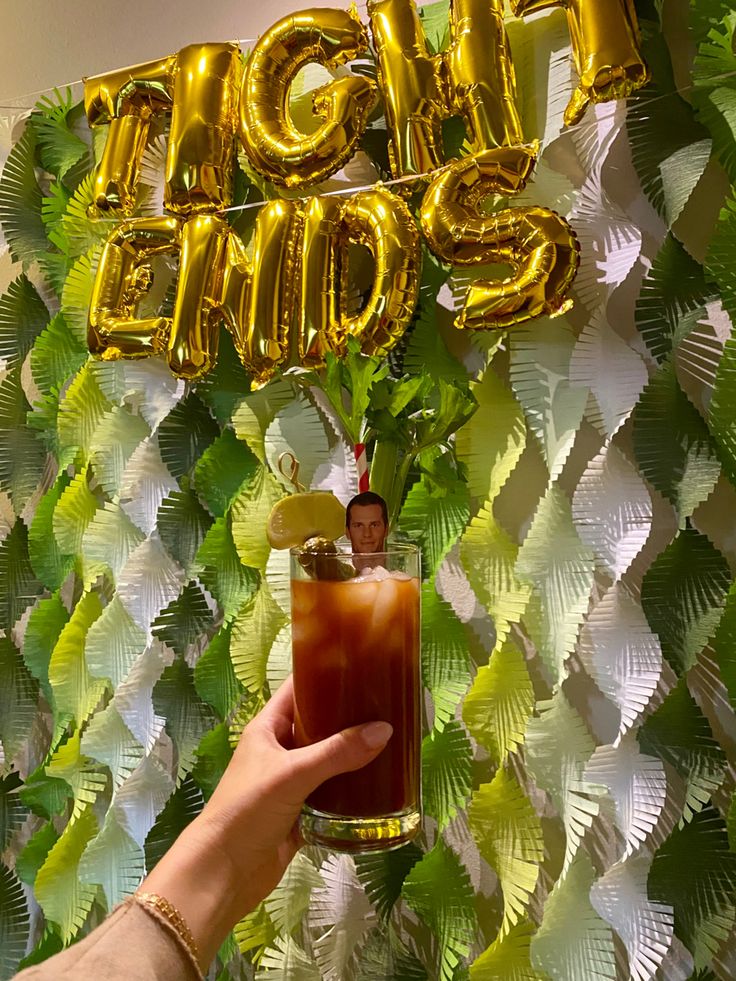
141 676 392 968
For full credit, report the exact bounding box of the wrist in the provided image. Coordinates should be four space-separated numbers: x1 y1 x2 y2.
140 814 242 970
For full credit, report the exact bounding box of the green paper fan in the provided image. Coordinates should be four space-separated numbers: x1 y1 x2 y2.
256 935 321 980
81 704 143 790
649 805 736 968
632 360 721 520
29 473 75 591
0 121 47 266
231 378 296 464
0 274 49 368
455 366 527 504
15 821 59 887
0 863 31 979
460 502 531 650
53 172 118 258
422 721 473 831
52 466 99 555
402 840 477 981
77 812 144 910
463 639 534 767
230 583 287 695
89 406 151 497
469 768 543 933
233 902 277 964
60 246 101 342
399 477 470 579
711 578 736 712
48 591 107 728
354 924 428 980
157 392 219 480
231 465 284 573
23 593 69 706
56 361 111 468
635 235 711 364
641 525 730 677
0 366 47 512
421 584 472 731
193 625 243 721
706 195 736 323
196 515 259 623
193 427 259 518
85 596 147 689
354 842 423 923
627 31 710 220
34 804 99 944
0 771 26 851
0 635 39 763
152 656 215 784
470 920 547 981
709 329 736 486
81 502 146 591
691 9 736 183
0 519 44 632
194 327 254 426
639 678 726 823
157 488 214 574
144 775 203 872
151 582 214 659
29 88 89 183
191 723 233 800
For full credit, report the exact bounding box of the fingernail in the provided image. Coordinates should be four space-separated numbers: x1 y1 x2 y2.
360 721 393 749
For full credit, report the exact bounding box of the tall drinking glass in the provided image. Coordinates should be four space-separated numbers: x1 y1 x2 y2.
290 543 421 852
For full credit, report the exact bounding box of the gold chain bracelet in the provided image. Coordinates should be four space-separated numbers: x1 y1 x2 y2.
133 891 201 973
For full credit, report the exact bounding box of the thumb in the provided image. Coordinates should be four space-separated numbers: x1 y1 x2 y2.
291 722 393 797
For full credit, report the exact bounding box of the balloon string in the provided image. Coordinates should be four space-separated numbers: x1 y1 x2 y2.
278 452 306 493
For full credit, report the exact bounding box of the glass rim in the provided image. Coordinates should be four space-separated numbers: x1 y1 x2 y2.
289 540 419 560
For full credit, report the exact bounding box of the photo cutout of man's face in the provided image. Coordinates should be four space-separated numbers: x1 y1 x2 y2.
347 503 387 554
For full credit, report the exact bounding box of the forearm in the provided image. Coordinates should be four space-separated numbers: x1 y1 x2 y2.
139 815 248 971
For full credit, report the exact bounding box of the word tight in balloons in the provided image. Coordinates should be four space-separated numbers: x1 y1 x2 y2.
84 1 648 385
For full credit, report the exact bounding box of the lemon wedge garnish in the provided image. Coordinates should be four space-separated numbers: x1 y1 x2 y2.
266 492 346 549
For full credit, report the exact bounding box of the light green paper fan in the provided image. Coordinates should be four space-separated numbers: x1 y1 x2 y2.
469 767 543 933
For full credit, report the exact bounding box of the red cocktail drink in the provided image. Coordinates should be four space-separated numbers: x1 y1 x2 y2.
291 545 421 851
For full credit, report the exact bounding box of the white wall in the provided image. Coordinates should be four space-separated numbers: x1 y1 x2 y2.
0 0 354 105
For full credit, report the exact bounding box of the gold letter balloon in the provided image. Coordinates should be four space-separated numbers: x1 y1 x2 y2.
368 0 525 181
421 147 580 329
239 8 377 187
510 0 650 125
84 55 176 214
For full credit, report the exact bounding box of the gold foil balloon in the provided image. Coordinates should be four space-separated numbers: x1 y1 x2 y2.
84 55 176 214
367 0 525 180
88 215 181 358
444 0 525 152
165 43 242 216
510 0 649 125
219 200 304 387
299 195 342 367
421 148 579 329
311 187 421 358
240 8 377 188
166 214 232 380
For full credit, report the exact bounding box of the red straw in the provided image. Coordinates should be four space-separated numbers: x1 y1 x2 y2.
354 443 369 492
